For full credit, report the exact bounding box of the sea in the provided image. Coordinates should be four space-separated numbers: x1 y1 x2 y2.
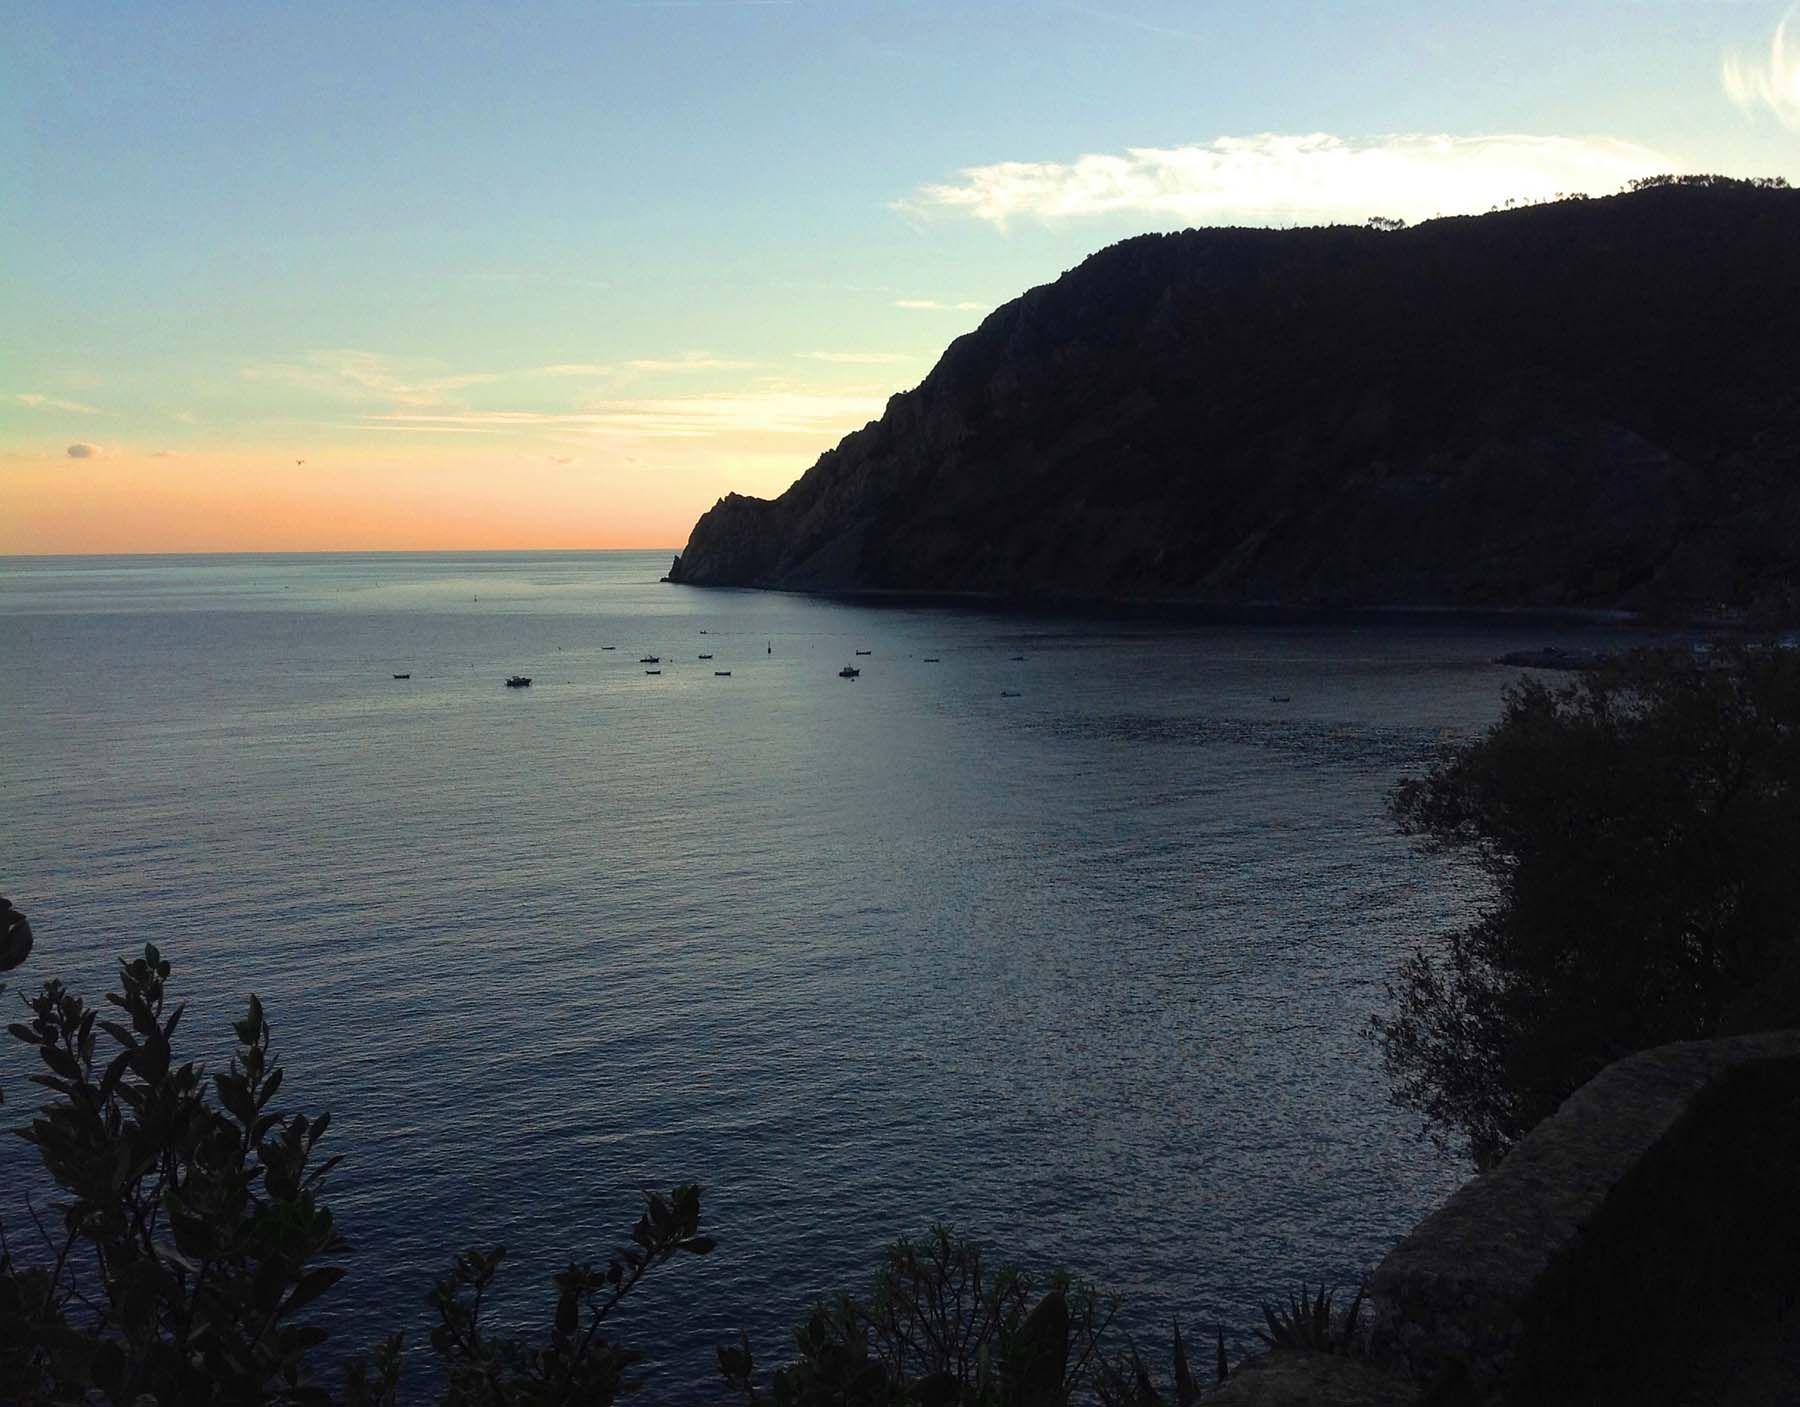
0 551 1642 1397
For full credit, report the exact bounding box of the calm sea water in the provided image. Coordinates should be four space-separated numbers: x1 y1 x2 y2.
0 552 1636 1395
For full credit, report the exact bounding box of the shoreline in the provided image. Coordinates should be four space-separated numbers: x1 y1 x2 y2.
658 574 1765 634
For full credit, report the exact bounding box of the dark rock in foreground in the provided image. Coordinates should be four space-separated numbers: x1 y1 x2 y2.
669 182 1800 614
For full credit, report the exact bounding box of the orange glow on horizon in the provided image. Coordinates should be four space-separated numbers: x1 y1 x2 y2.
1 441 810 555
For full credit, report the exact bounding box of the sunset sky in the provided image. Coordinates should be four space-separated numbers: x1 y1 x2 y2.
5 1 1798 553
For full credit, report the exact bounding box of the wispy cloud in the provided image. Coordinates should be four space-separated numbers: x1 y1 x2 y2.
66 442 103 459
625 352 758 372
894 299 989 312
462 270 611 292
150 449 183 458
537 363 614 377
332 422 501 435
242 351 499 407
364 390 884 441
1063 3 1207 42
17 392 101 413
799 351 915 364
1724 14 1800 129
898 133 1676 228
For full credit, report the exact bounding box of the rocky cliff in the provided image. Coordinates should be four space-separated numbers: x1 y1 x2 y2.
668 181 1800 613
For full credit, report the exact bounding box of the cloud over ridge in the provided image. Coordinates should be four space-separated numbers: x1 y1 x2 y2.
894 299 989 312
900 132 1677 228
1724 15 1800 129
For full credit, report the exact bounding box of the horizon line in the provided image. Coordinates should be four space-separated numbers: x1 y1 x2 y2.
1 546 685 560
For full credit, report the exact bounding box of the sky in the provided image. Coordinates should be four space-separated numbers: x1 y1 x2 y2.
3 1 1798 554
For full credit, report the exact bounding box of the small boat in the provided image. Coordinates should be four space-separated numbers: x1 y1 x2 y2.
1001 690 1021 698
1010 655 1027 661
505 675 532 688
854 649 872 656
1270 695 1291 703
640 655 660 664
923 657 941 663
601 645 616 651
714 670 731 677
645 669 662 675
698 653 713 660
838 666 861 679
699 629 708 635
393 673 410 680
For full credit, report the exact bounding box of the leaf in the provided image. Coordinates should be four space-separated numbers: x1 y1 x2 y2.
282 1266 348 1320
153 1239 200 1273
38 1044 80 1079
1172 1320 1199 1407
100 1047 135 1100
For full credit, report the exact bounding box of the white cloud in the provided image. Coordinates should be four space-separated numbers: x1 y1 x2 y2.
17 392 101 413
242 351 498 407
66 442 103 458
898 132 1677 228
1724 14 1800 129
626 352 758 372
150 449 183 458
364 389 885 441
537 363 614 377
894 299 990 312
799 351 915 364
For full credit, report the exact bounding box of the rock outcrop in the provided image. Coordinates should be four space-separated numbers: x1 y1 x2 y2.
669 181 1800 613
1368 1030 1800 1404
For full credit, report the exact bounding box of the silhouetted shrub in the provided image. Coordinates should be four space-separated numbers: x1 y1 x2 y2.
718 1225 1125 1406
0 932 711 1405
1252 1283 1364 1356
1377 646 1800 1166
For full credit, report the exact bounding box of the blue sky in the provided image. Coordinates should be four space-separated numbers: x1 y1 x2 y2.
4 1 1797 550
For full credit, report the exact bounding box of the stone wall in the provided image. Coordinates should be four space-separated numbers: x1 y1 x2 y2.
1366 1030 1800 1405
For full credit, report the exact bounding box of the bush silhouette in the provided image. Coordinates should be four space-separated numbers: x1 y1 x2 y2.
1377 645 1800 1166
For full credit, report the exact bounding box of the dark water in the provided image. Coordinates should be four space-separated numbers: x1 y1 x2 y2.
0 551 1633 1395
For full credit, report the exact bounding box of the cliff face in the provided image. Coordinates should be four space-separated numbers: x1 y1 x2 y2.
669 183 1800 612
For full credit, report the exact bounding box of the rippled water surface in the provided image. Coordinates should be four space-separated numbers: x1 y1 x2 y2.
0 552 1638 1395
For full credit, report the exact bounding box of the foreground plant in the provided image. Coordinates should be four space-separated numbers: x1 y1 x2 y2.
1 943 348 1403
0 930 711 1406
1379 645 1800 1166
428 1187 713 1405
718 1225 1116 1407
1253 1283 1364 1356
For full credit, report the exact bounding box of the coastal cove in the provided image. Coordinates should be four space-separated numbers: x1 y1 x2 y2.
1 550 1649 1396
